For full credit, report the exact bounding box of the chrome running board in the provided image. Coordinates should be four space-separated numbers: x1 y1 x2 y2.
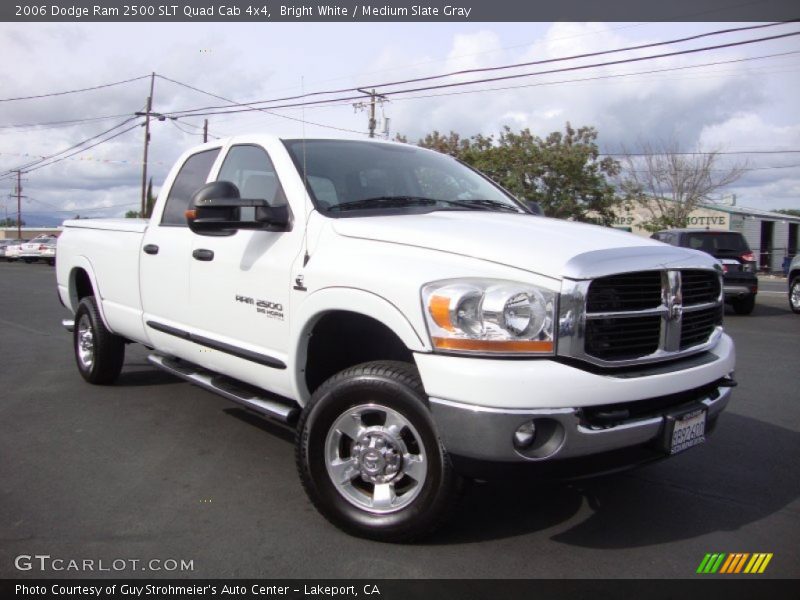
147 353 299 424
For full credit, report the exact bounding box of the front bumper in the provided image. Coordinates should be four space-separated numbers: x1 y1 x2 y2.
416 333 735 464
429 383 730 463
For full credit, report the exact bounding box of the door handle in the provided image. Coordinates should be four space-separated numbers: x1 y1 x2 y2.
192 249 214 261
143 244 159 255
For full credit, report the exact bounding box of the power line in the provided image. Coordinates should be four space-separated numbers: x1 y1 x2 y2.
157 74 367 134
260 50 800 113
22 123 143 175
0 74 150 103
0 117 139 178
167 22 799 117
0 112 138 131
165 30 800 120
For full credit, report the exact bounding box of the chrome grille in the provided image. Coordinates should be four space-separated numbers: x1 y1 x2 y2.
680 305 723 350
559 268 723 367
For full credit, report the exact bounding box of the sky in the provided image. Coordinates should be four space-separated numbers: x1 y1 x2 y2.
0 20 799 224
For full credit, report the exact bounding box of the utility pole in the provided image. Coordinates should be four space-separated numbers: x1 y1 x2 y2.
203 119 209 143
355 89 387 138
139 72 155 216
10 170 26 239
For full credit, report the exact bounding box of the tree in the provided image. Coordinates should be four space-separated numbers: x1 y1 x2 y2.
145 177 156 218
412 123 622 223
125 179 156 218
775 209 800 218
619 140 746 231
0 217 25 227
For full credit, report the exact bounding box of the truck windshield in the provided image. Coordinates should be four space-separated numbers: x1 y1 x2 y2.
283 139 525 216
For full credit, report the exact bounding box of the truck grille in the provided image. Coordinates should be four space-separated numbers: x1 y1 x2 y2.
582 269 722 364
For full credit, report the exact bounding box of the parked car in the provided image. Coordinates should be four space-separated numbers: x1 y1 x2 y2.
0 240 15 259
19 235 58 265
4 239 27 262
788 254 800 314
56 136 735 541
651 229 758 315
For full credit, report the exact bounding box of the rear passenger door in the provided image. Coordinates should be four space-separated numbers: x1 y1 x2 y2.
140 147 221 351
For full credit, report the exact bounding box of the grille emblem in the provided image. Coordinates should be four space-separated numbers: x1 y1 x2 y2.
666 271 683 322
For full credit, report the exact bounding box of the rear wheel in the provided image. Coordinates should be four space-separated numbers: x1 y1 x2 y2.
73 296 125 384
790 277 800 314
731 295 756 315
296 361 462 542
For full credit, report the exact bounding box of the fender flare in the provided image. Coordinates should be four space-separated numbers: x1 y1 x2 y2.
66 256 113 333
289 286 430 403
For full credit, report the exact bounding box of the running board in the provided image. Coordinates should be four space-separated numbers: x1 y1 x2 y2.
147 353 299 424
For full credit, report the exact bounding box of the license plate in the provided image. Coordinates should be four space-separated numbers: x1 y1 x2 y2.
664 407 707 454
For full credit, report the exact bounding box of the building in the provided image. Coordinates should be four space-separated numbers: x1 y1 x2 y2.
610 203 800 272
0 227 62 241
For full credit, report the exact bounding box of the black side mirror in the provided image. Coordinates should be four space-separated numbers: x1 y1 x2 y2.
525 200 544 215
186 181 290 234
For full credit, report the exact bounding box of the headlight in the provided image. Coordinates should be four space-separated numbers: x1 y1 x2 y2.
422 279 557 355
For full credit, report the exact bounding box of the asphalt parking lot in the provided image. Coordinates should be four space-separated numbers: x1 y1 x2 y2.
1 262 798 579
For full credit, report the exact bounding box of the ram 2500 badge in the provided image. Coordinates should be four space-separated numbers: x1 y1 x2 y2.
57 136 736 541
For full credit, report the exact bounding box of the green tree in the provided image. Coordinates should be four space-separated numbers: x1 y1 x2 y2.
775 209 800 218
0 217 25 227
124 210 141 218
412 123 621 223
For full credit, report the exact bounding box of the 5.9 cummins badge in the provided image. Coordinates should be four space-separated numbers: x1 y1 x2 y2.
235 295 285 320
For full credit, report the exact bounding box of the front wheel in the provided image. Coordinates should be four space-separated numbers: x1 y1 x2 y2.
790 277 800 314
295 361 462 542
73 296 125 384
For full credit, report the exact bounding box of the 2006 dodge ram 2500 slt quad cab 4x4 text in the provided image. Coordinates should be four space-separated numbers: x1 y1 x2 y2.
57 136 736 541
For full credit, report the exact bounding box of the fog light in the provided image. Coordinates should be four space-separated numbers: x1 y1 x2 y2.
513 421 537 449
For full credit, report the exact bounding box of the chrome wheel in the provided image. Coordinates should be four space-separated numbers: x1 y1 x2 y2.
76 314 95 369
791 281 800 311
324 403 427 514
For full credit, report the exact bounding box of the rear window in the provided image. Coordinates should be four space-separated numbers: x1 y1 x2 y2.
684 232 750 252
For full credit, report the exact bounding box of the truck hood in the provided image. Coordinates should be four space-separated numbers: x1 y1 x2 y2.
332 212 714 280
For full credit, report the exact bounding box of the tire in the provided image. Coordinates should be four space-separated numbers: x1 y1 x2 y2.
790 277 800 314
731 295 756 315
296 361 462 542
73 296 125 384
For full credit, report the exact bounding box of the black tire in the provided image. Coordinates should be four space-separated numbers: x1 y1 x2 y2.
790 277 800 314
73 296 125 384
731 295 756 315
296 360 462 542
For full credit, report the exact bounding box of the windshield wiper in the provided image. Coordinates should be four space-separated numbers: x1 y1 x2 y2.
437 198 521 212
327 196 438 212
328 196 521 213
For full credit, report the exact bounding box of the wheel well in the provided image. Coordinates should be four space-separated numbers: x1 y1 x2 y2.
791 269 800 284
71 268 95 304
304 311 415 395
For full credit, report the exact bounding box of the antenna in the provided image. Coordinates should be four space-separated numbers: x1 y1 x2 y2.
301 76 311 267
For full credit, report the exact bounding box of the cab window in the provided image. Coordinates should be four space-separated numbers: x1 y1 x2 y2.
161 148 220 226
216 145 288 220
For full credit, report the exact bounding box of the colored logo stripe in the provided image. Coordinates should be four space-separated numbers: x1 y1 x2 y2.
697 553 773 574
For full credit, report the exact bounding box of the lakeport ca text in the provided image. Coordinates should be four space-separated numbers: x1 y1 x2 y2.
15 584 380 597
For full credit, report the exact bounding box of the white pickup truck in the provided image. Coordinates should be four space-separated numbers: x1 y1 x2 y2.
57 136 736 541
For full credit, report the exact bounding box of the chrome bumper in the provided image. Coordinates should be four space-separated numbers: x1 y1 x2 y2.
429 384 732 463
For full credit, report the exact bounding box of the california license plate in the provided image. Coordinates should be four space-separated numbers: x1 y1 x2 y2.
664 407 707 455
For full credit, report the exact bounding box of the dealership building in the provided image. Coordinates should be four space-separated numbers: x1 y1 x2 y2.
610 203 800 273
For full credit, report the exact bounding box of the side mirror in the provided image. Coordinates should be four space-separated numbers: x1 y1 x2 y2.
186 181 290 235
525 199 544 215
